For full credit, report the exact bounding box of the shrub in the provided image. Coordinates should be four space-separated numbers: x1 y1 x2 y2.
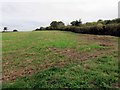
63 24 120 36
13 30 18 32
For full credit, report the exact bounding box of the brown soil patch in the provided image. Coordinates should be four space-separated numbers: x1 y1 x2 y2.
2 35 118 82
99 43 113 47
3 59 65 82
47 47 114 63
3 45 116 82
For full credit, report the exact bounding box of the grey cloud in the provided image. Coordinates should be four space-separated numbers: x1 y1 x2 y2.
0 0 119 31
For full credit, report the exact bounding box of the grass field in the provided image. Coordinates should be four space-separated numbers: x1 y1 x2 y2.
2 31 119 88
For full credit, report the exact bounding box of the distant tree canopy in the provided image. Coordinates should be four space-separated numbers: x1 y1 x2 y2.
13 29 18 32
71 19 82 26
104 18 120 24
3 27 8 32
84 18 120 27
34 18 120 36
50 21 65 29
85 22 97 26
97 19 104 24
35 27 46 31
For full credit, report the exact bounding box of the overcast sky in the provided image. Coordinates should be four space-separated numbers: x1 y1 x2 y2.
0 0 119 31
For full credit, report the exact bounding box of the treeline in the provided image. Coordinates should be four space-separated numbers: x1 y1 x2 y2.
2 27 18 32
35 18 120 37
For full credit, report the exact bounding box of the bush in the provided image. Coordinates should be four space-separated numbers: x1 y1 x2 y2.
34 18 120 37
13 30 18 32
64 24 120 36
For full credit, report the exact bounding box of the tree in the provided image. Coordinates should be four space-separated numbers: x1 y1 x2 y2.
3 27 7 32
50 21 58 29
57 21 65 29
50 21 65 29
113 18 120 23
39 27 45 30
97 19 104 24
71 21 76 26
104 20 111 24
71 19 82 26
13 29 18 32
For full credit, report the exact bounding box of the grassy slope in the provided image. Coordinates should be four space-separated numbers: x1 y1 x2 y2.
2 31 119 88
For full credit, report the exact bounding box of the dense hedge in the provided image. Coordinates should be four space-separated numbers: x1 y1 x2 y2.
62 24 120 37
35 24 120 37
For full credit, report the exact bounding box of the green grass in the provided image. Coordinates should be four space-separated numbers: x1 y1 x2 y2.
78 44 107 51
2 31 118 88
3 55 118 88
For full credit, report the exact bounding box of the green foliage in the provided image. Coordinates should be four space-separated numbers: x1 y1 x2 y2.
13 30 18 32
49 21 65 30
64 23 120 36
104 18 120 24
71 19 82 26
79 44 106 51
34 18 120 37
97 19 104 24
3 27 8 32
